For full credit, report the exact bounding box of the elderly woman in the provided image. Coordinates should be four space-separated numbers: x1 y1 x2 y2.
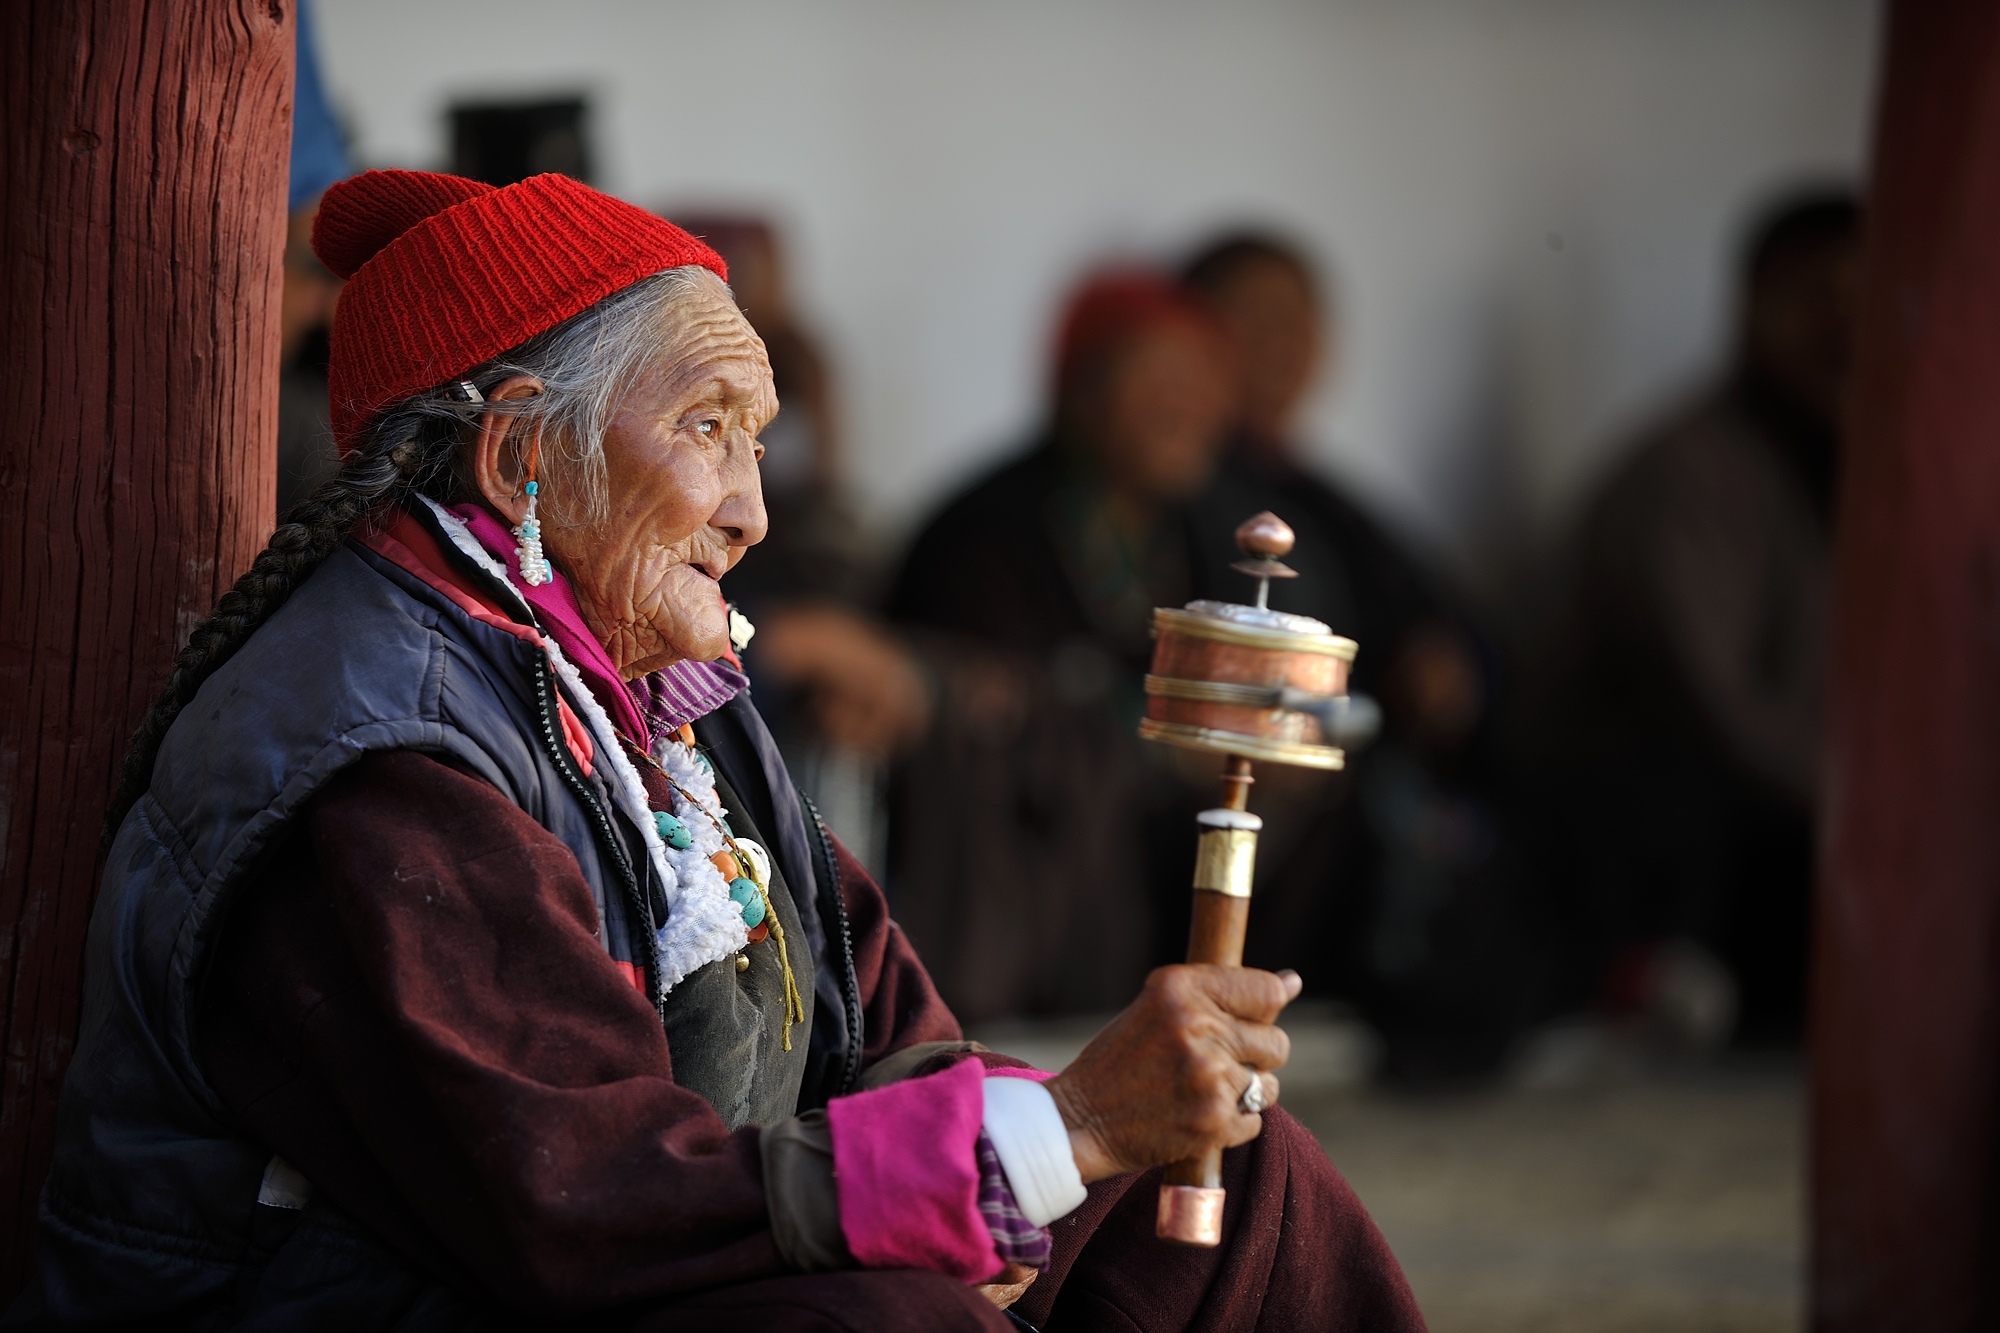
18 173 1421 1332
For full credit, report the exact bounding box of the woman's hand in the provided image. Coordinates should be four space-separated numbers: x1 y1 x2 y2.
1045 965 1299 1183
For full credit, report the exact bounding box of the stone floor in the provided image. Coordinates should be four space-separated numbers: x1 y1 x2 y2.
966 1010 1805 1333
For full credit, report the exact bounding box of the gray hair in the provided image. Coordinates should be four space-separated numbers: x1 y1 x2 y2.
108 265 723 851
380 264 716 527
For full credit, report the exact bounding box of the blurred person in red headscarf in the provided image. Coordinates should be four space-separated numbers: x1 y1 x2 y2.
883 271 1239 1020
895 272 1235 681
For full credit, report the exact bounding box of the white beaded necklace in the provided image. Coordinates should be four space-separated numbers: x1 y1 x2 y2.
642 728 807 1050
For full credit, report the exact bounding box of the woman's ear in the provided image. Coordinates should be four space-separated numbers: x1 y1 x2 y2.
469 375 546 525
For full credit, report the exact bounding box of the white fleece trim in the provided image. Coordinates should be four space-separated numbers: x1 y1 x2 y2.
542 637 748 989
652 738 776 964
981 1077 1088 1227
419 497 747 992
420 498 526 606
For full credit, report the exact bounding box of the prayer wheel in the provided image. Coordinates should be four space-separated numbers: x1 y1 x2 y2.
1140 511 1360 1247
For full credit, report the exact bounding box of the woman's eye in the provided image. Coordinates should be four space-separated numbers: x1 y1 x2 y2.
697 420 716 437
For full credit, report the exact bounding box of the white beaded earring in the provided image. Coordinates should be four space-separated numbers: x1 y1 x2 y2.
514 424 551 586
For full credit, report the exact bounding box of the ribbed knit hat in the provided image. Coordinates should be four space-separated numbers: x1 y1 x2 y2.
313 170 727 454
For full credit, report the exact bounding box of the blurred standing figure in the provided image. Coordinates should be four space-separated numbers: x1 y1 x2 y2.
1182 235 1532 1081
885 273 1236 1021
1532 192 1861 1046
274 0 351 513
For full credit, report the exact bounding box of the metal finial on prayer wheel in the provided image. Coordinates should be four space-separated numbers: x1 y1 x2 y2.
1138 512 1365 1247
1235 510 1295 559
1229 511 1300 608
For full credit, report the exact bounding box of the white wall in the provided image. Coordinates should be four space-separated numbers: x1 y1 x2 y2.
317 0 1879 580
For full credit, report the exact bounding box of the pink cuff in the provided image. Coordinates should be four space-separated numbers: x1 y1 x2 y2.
986 1066 1056 1082
826 1056 1000 1281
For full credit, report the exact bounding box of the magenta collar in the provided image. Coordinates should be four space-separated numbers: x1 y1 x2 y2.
449 503 745 745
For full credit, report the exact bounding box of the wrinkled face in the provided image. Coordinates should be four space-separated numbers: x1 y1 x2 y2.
549 270 775 677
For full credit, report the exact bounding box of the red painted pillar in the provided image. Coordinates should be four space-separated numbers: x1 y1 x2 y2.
0 0 291 1300
1814 1 2000 1326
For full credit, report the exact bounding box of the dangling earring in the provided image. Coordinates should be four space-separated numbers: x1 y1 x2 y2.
514 424 551 586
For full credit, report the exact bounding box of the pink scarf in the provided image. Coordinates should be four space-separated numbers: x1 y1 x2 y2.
449 503 744 745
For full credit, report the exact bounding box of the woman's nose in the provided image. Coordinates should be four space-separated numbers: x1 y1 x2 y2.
713 463 769 547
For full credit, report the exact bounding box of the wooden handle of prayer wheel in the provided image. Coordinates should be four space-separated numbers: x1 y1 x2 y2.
1157 757 1258 1247
1184 888 1251 968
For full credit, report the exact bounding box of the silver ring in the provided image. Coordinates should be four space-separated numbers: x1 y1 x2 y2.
1237 1072 1270 1115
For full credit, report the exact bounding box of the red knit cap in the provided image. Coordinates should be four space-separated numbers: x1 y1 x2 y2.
313 170 727 454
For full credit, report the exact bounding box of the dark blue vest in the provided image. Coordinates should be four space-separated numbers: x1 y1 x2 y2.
11 526 861 1330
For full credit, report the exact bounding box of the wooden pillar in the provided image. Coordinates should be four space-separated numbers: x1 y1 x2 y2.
0 0 290 1300
1814 1 2000 1326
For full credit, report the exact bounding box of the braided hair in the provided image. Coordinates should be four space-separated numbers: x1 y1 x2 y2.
102 405 460 844
102 266 709 845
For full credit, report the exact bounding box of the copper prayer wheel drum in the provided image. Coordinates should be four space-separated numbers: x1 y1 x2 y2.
1141 607 1356 767
1140 509 1356 769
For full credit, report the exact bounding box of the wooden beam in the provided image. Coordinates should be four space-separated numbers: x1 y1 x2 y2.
1815 0 2000 1325
0 0 290 1299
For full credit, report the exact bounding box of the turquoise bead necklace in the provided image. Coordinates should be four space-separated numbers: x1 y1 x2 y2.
624 729 806 1049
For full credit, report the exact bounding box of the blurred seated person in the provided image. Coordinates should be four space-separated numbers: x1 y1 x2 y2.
893 273 1231 692
1181 234 1535 1081
882 273 1238 1020
1529 190 1860 1046
681 216 926 873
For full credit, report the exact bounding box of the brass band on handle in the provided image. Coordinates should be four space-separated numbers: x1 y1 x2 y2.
1193 827 1258 899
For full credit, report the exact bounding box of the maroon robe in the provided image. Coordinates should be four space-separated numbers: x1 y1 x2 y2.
200 749 1424 1331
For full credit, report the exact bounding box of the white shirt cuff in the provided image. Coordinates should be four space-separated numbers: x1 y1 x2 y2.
981 1076 1088 1227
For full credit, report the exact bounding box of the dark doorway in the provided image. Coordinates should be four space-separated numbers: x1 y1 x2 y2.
449 96 592 187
